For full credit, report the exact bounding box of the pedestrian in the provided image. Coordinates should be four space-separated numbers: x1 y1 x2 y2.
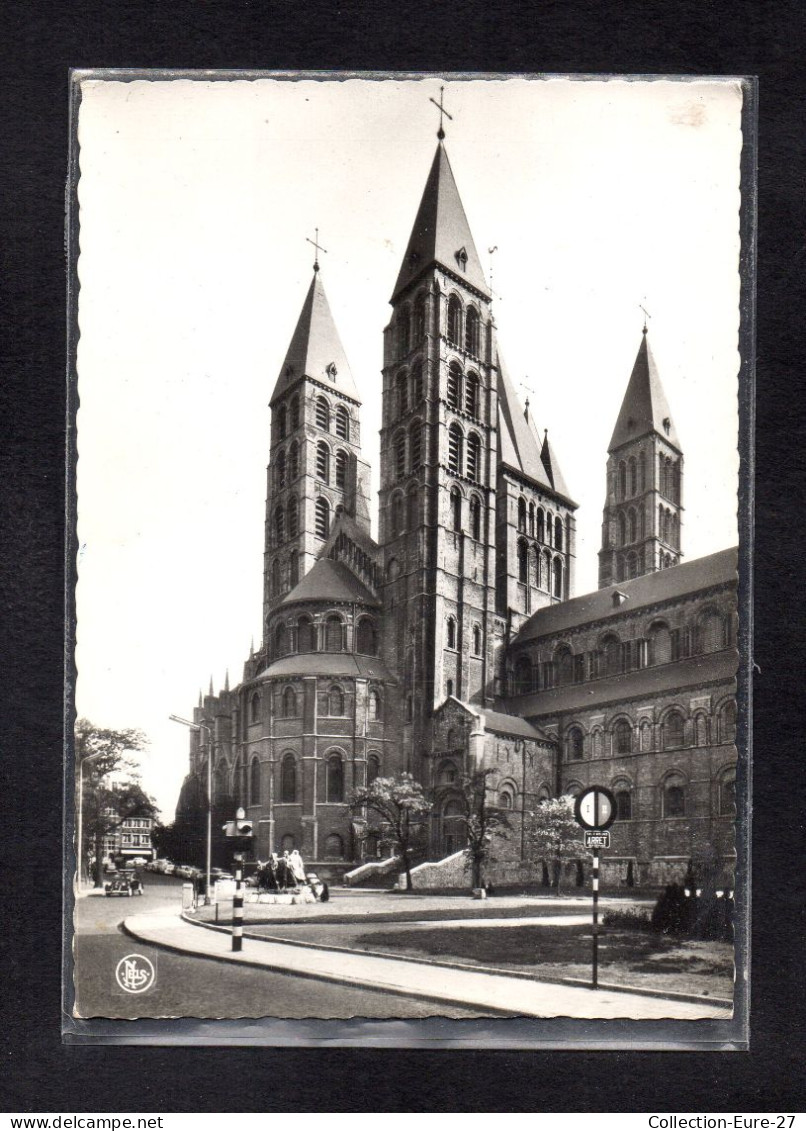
289 848 306 885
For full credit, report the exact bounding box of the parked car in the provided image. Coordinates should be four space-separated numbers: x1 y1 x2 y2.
130 857 148 867
162 862 175 875
209 868 234 883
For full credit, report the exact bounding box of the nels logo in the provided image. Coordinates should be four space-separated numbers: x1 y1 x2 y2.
115 953 156 994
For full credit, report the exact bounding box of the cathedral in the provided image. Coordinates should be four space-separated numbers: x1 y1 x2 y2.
179 132 738 889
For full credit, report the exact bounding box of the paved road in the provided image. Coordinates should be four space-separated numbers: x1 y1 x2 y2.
71 874 482 1019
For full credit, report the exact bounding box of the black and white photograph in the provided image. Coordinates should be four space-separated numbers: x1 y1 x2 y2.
69 73 748 1038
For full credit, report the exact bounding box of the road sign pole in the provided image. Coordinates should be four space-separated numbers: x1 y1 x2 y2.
592 847 599 990
232 853 244 953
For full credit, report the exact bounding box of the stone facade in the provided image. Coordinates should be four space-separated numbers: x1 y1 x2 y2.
178 138 739 889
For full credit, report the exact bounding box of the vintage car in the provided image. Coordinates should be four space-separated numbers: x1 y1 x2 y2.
103 869 144 897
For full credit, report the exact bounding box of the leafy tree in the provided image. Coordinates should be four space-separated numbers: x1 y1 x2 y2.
75 718 157 887
349 772 430 892
526 795 588 896
457 767 511 889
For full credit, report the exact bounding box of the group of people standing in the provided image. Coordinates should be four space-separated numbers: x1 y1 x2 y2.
256 848 327 899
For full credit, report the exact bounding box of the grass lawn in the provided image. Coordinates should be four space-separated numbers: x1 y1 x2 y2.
347 923 733 998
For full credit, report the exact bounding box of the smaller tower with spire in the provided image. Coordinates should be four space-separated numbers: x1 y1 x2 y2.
598 327 684 588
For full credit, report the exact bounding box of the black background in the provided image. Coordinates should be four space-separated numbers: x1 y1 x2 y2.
1 0 804 1113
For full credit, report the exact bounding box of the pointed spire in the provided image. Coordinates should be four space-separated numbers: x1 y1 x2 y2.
198 688 203 708
392 143 489 302
270 270 360 406
208 675 214 697
540 428 573 501
224 668 230 693
609 330 680 452
249 636 255 657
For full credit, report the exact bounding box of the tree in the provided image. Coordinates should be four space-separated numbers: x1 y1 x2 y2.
457 768 511 890
75 718 158 887
348 773 430 892
526 796 588 896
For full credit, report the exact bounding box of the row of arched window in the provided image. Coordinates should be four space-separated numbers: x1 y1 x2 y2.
659 454 680 503
248 682 382 723
274 441 350 493
446 361 481 418
391 421 424 479
563 700 737 761
236 749 382 808
269 614 379 660
450 486 483 540
389 486 420 538
510 609 735 694
275 394 352 443
516 539 564 597
445 617 483 656
273 496 332 544
270 554 300 597
562 768 736 820
616 452 647 500
447 294 482 357
659 505 680 548
517 498 564 548
447 422 482 480
393 364 424 421
394 293 427 358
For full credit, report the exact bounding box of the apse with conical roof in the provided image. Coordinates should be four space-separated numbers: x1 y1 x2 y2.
262 266 372 638
598 328 685 588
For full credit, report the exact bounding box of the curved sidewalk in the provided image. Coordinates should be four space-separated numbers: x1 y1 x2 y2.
124 908 732 1020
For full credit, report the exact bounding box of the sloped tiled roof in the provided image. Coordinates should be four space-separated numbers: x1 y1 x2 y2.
540 430 573 502
279 557 380 608
257 653 395 682
321 509 380 563
392 143 489 302
270 270 360 405
609 331 679 453
439 696 553 743
514 547 738 644
496 352 553 491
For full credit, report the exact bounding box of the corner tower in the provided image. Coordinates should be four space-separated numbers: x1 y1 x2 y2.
263 265 371 639
598 328 684 588
378 139 499 782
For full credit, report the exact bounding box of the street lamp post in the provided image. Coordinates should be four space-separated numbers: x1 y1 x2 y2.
77 749 105 890
169 713 213 905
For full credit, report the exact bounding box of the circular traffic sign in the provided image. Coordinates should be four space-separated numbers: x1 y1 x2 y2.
574 786 617 831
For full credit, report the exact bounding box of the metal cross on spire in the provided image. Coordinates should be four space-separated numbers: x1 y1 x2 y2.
306 227 328 272
639 303 652 334
429 85 453 140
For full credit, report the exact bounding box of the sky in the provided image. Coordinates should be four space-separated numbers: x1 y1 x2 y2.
75 75 743 818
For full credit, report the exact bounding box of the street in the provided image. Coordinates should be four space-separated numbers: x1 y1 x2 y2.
72 874 482 1019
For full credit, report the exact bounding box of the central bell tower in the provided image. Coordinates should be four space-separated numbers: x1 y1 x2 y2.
377 136 499 783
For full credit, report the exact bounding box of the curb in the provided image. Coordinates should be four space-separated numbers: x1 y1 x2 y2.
179 911 732 1010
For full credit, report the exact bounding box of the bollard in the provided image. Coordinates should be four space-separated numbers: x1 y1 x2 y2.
232 854 244 952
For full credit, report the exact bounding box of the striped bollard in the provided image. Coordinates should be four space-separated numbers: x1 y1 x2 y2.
232 853 244 952
591 849 599 989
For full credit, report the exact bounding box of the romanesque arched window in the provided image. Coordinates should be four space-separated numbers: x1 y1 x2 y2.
315 497 330 538
277 404 287 440
639 449 646 490
316 441 330 483
663 773 686 818
451 486 462 531
614 784 632 820
536 507 545 543
618 460 627 500
409 420 422 469
412 292 426 342
447 362 461 410
392 430 405 479
271 558 281 596
555 644 574 686
324 832 345 859
335 405 350 440
367 753 381 785
719 700 737 744
466 432 481 481
470 494 481 541
288 553 299 590
518 538 528 583
553 557 563 598
663 710 686 749
614 719 632 755
629 456 637 496
368 688 382 721
391 491 405 537
648 620 672 665
289 440 299 481
249 757 261 806
297 616 314 653
447 295 462 345
328 684 345 716
326 754 344 803
250 691 261 723
276 449 287 489
396 371 408 418
325 615 343 653
602 633 621 676
465 306 480 355
628 508 637 544
567 727 584 761
499 787 515 811
412 361 424 404
448 422 463 473
287 496 298 538
406 485 419 531
280 753 296 803
473 624 482 656
274 505 285 545
275 623 288 657
554 516 564 551
446 616 457 649
618 511 627 547
695 714 708 746
356 618 377 655
335 449 348 489
514 654 532 695
438 759 458 786
281 685 296 718
517 497 527 532
315 396 330 431
465 371 479 417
